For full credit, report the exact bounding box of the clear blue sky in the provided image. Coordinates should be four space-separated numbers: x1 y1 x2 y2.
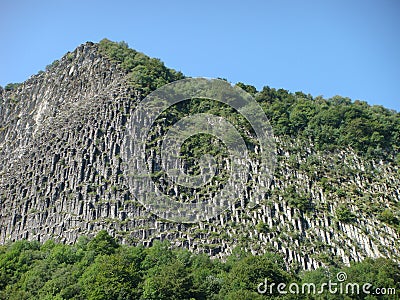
1 0 399 111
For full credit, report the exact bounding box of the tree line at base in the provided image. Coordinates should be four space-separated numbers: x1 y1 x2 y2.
0 231 399 299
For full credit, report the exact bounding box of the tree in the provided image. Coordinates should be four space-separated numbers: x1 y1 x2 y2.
142 260 193 300
87 230 119 255
335 205 355 223
4 82 21 91
220 253 292 297
235 82 257 96
79 251 141 300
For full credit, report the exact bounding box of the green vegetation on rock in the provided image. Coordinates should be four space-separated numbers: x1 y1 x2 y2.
97 39 400 165
256 88 400 161
98 38 184 95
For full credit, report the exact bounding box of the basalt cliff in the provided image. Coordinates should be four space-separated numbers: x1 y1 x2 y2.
1 40 399 271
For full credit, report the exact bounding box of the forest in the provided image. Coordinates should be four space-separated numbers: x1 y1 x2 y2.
0 231 399 299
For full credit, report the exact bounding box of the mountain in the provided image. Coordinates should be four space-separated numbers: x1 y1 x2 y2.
0 39 399 272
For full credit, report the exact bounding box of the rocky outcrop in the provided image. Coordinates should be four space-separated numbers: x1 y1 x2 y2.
0 42 399 270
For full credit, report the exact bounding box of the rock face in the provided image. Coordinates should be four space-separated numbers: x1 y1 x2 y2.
0 42 399 270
